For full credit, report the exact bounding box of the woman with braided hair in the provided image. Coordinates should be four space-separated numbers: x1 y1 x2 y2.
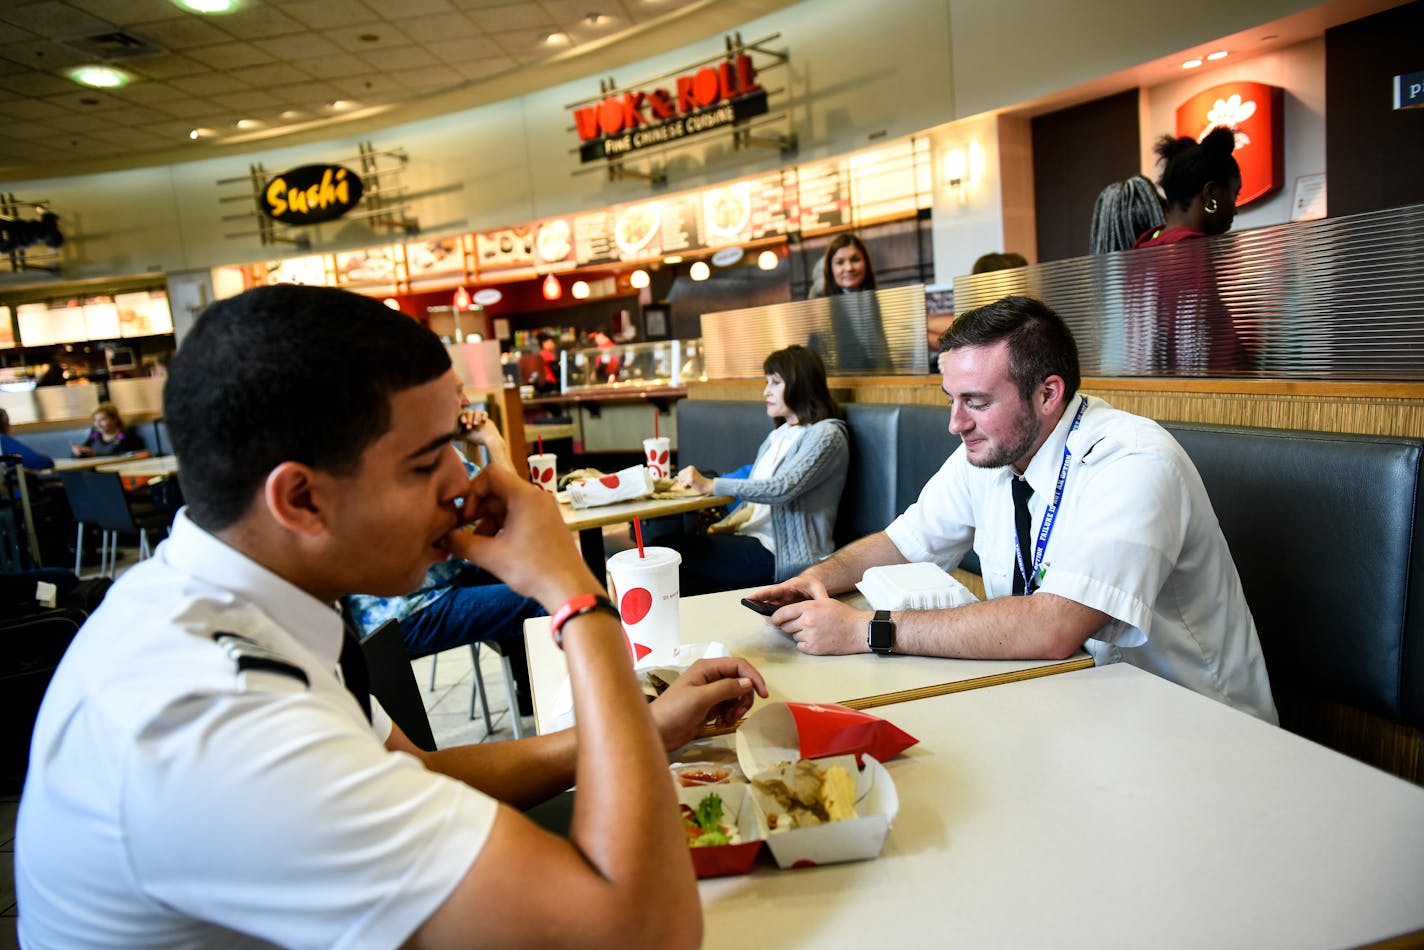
1089 174 1164 254
1134 126 1241 247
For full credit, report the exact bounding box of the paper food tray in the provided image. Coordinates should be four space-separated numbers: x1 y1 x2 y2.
855 561 979 611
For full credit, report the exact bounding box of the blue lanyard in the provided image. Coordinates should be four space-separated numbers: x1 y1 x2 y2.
1014 398 1086 595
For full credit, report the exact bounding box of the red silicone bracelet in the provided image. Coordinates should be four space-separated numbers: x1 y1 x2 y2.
549 593 620 649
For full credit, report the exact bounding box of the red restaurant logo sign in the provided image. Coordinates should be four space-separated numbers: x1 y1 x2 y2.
1174 81 1283 208
570 52 767 163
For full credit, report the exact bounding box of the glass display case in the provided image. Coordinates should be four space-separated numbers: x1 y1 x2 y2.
562 338 703 391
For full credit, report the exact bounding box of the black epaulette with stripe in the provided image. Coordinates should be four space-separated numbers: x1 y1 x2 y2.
213 631 310 686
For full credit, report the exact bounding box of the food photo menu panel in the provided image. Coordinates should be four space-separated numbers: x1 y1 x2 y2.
534 217 576 270
658 194 703 256
474 226 535 277
574 210 618 265
613 201 663 261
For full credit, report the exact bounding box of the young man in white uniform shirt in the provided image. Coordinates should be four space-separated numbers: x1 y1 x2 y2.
752 295 1275 722
16 285 766 949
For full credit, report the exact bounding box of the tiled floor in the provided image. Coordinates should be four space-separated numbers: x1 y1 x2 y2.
2 549 532 948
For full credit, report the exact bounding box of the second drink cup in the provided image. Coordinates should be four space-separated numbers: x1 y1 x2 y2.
528 453 558 491
606 546 681 666
644 436 671 479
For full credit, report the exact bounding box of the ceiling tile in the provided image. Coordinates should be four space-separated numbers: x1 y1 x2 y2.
379 0 459 15
390 64 462 91
261 80 343 108
253 32 344 60
40 111 116 133
356 45 434 72
0 2 116 40
35 133 114 155
126 16 234 50
327 23 416 53
281 0 382 31
0 40 89 71
387 11 482 44
225 61 313 86
0 22 41 46
0 71 77 97
0 96 66 119
210 89 284 112
102 104 171 125
0 140 69 166
90 125 169 147
169 71 247 96
109 80 189 105
452 55 515 81
205 6 309 40
122 52 208 80
473 4 556 32
300 53 370 79
192 42 276 70
151 96 230 119
327 73 406 100
68 0 178 25
423 35 503 64
3 119 64 140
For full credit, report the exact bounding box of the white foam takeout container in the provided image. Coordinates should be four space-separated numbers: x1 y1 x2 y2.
855 561 980 611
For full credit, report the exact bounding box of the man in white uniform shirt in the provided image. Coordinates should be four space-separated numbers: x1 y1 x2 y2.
752 295 1275 722
16 284 766 949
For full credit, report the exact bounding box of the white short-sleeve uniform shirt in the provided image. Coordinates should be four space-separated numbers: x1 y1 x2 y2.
16 512 499 949
885 395 1277 723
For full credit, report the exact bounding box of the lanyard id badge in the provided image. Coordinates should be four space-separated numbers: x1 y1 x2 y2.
1014 397 1087 595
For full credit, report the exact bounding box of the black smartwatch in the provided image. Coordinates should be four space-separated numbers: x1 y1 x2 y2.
867 609 895 655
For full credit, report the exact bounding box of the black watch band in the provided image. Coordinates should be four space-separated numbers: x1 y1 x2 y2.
867 609 895 655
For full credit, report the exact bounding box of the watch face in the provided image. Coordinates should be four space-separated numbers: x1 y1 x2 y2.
868 617 894 653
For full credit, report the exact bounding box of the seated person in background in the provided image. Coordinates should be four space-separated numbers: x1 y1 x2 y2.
970 251 1028 274
0 408 53 470
672 345 848 596
70 400 145 457
17 284 766 949
751 295 1276 723
344 405 543 716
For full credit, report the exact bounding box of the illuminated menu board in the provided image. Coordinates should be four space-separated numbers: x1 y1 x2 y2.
796 160 849 233
573 210 617 265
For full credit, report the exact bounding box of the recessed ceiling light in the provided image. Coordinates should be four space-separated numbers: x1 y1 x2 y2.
542 31 570 45
1182 58 1203 69
69 65 130 88
1206 50 1229 61
175 0 237 12
279 110 304 120
188 127 215 139
78 97 100 106
358 33 380 43
585 13 608 25
235 118 263 130
328 99 357 111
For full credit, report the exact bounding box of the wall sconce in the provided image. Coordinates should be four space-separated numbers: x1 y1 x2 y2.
571 280 591 299
629 268 650 289
689 261 710 281
944 147 970 206
542 273 562 300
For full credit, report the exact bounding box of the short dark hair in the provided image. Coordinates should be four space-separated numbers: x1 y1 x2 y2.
165 285 451 531
1155 126 1239 211
763 344 839 425
819 233 877 296
939 295 1080 401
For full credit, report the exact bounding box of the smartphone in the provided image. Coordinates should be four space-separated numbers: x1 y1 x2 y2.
740 597 779 617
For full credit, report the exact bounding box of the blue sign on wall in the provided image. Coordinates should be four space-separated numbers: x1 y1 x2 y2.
1393 69 1424 110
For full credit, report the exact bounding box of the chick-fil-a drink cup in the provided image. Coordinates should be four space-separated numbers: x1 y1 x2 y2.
527 453 558 491
643 437 672 479
606 546 681 666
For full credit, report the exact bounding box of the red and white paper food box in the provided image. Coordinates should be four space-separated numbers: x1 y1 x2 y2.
735 703 903 869
565 464 655 509
676 782 767 878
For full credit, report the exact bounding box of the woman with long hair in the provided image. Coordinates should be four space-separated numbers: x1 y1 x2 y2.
671 345 849 595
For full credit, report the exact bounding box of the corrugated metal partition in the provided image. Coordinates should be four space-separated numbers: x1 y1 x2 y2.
701 284 929 377
953 202 1424 381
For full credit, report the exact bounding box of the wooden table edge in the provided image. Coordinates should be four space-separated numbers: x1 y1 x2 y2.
561 494 734 531
695 654 1095 738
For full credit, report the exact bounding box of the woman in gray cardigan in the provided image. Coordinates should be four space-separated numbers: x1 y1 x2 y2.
672 345 849 595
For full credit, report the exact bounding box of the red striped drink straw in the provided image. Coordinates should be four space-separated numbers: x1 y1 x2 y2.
538 435 543 455
633 516 646 558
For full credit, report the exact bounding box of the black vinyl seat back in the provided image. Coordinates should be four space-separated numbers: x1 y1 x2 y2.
59 469 141 533
361 619 436 752
1164 422 1424 728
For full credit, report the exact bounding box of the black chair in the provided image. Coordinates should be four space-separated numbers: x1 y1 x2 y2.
361 619 437 752
58 469 170 577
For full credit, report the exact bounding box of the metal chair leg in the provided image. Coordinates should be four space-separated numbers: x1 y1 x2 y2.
468 643 493 735
498 650 527 738
428 652 438 691
74 521 84 575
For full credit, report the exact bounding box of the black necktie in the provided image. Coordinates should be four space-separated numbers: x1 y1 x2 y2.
1011 477 1035 596
338 616 373 723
